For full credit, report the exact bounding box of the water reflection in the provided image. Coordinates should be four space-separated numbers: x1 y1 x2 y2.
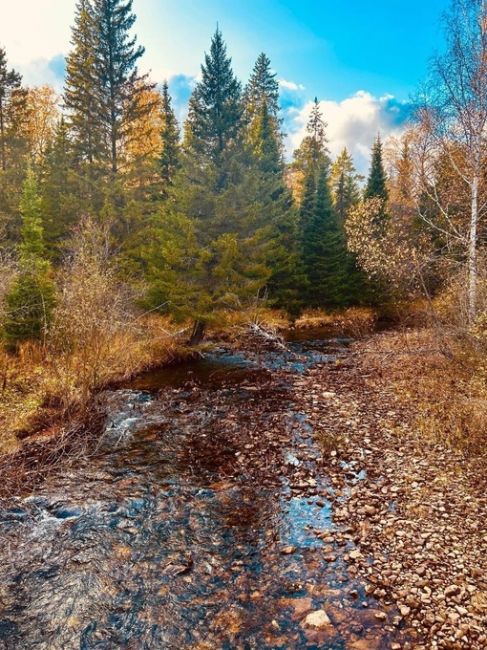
0 334 401 649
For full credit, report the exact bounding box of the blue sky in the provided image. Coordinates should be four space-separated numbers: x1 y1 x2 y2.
2 0 449 171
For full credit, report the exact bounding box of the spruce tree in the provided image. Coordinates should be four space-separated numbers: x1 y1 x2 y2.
159 81 180 191
243 53 280 121
146 30 274 339
92 0 154 174
4 169 55 347
250 101 306 317
66 0 154 177
293 98 330 178
331 148 362 222
184 28 242 173
302 164 342 307
0 46 27 173
39 118 81 252
249 100 281 174
0 47 30 242
365 135 388 201
64 0 101 169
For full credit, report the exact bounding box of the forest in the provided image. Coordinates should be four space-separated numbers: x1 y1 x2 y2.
0 0 487 649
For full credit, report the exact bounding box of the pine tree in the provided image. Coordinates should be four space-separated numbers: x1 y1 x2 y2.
249 100 281 174
243 53 280 122
92 0 154 175
146 31 274 339
39 118 82 252
330 148 362 222
66 0 154 177
64 0 101 169
250 100 305 317
184 28 242 174
299 162 367 309
365 135 388 201
293 98 330 178
0 46 28 173
302 164 340 307
290 97 330 203
0 47 30 241
159 81 180 190
4 169 55 347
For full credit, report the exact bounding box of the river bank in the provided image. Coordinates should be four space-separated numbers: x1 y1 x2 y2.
0 307 376 495
0 322 485 648
297 332 487 649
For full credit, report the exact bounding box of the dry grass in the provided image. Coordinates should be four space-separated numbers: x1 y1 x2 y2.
0 315 184 455
363 327 487 456
295 306 378 338
208 305 378 341
0 217 189 457
207 306 290 339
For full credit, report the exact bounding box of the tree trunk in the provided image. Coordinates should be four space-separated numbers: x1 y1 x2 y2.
188 320 206 345
0 97 5 171
468 174 479 324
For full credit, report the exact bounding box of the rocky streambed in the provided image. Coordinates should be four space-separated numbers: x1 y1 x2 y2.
0 329 483 649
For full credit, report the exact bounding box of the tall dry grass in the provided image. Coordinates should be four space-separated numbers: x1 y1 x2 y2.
0 217 183 454
365 304 487 457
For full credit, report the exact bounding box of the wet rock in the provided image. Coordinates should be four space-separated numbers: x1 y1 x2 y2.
281 545 297 555
303 609 332 629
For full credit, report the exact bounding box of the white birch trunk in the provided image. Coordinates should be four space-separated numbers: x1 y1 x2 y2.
468 173 479 323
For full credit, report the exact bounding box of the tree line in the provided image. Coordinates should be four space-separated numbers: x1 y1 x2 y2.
2 0 481 349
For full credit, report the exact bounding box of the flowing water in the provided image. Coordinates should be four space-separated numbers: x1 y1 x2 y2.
0 332 400 649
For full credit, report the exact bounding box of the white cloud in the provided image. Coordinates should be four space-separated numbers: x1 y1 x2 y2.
2 1 75 65
279 79 305 92
286 90 413 174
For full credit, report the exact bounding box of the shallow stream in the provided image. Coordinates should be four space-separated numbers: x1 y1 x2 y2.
0 330 400 649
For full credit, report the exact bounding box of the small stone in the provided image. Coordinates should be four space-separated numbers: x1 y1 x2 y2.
303 609 332 629
281 546 296 555
445 584 461 599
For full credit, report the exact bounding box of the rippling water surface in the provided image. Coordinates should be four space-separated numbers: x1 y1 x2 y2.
0 332 399 649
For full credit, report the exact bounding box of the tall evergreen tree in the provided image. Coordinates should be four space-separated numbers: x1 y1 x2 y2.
4 169 55 347
92 0 154 174
64 0 101 168
184 28 242 174
293 98 330 178
0 47 28 173
66 0 154 177
39 118 81 252
249 100 281 174
251 101 306 317
302 164 342 307
330 148 362 222
159 81 180 190
243 52 283 172
243 53 280 122
146 30 272 341
0 47 30 241
365 135 388 201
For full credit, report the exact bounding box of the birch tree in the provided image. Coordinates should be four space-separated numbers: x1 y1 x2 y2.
420 0 487 322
